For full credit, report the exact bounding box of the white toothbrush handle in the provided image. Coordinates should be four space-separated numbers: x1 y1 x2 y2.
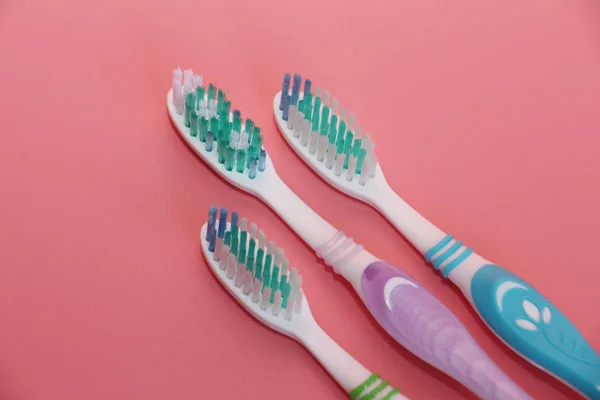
260 174 339 250
302 322 409 399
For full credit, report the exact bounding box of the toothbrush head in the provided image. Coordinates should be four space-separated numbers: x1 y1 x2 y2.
200 206 312 340
168 68 275 197
273 73 388 204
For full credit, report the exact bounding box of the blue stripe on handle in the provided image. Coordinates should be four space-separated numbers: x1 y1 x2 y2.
442 248 473 277
432 241 463 270
424 235 453 262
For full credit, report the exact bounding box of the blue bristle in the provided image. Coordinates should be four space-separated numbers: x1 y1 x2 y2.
280 73 291 110
249 158 257 179
291 74 301 106
218 208 228 238
281 93 290 121
233 109 241 121
231 212 238 228
208 227 216 252
304 79 312 96
258 148 266 171
207 206 217 241
206 131 214 152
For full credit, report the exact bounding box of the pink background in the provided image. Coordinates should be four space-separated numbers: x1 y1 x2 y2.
1 0 599 399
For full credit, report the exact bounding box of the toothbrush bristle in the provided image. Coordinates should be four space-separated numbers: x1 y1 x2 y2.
173 67 267 179
205 207 302 320
279 74 378 185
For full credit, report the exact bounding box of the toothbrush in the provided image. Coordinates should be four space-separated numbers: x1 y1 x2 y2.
272 73 600 399
167 67 532 399
200 206 408 400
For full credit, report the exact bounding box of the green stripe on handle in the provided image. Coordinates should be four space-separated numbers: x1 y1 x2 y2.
350 374 400 400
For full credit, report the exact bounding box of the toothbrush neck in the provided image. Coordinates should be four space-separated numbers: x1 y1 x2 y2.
259 174 338 251
371 183 448 255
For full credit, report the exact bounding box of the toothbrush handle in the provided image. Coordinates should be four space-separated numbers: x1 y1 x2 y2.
359 260 532 400
466 263 600 399
302 324 409 399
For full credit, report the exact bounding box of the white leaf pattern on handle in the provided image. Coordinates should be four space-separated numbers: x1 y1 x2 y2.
516 319 538 331
542 307 551 324
522 300 540 323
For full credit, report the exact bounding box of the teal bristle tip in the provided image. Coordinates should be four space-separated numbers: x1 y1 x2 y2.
356 147 367 174
255 248 264 279
199 117 208 142
224 231 232 247
270 266 280 302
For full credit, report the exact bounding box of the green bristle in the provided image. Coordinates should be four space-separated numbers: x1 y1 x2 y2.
320 106 330 135
312 97 321 130
330 115 338 130
252 127 262 144
304 98 313 121
218 139 227 164
210 116 219 137
262 259 271 292
343 146 351 169
208 83 216 100
190 110 199 137
224 231 232 247
336 134 345 155
255 249 264 278
246 239 256 271
356 147 367 174
328 117 338 144
184 93 195 128
352 138 362 157
225 146 235 171
217 90 225 112
231 228 238 257
304 93 313 111
245 119 254 135
281 282 291 309
199 117 208 142
338 120 347 143
224 101 231 118
236 149 246 173
239 240 247 264
195 86 204 108
297 99 304 116
233 113 242 133
270 266 280 302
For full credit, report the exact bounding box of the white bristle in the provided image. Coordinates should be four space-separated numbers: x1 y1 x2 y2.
346 155 357 181
281 257 289 274
249 223 257 238
193 74 202 89
323 90 331 107
208 99 217 117
240 218 248 231
274 248 283 266
301 119 311 146
172 83 184 115
242 270 253 295
309 131 319 154
334 153 345 176
251 278 262 303
293 112 304 138
172 67 183 83
362 134 372 150
183 69 193 94
332 98 339 115
355 124 362 138
213 237 224 261
287 105 297 130
272 290 282 316
317 136 328 161
260 287 271 311
199 99 207 117
219 245 230 270
234 264 245 287
368 155 378 178
314 86 320 100
348 113 356 131
340 108 347 122
267 241 275 256
285 296 295 320
258 230 266 249
293 276 303 313
325 144 336 169
289 268 297 285
226 253 237 279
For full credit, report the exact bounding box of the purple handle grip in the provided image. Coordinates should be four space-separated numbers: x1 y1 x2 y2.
361 261 532 400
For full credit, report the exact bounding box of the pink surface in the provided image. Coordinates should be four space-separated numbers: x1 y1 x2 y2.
0 0 599 398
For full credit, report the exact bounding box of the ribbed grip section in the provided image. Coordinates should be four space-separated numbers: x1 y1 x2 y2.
316 231 364 274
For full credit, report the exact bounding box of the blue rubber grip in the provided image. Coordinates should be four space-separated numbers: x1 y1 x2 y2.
470 264 600 399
